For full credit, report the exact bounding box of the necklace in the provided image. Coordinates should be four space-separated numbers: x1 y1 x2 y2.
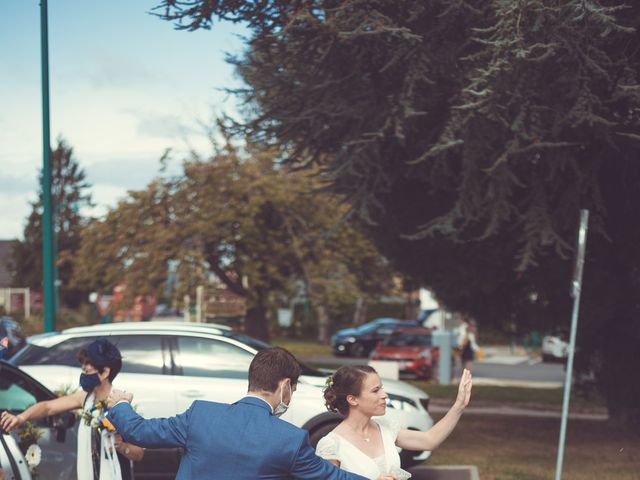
346 422 372 442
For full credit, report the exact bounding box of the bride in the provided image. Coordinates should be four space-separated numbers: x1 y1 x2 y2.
0 338 144 479
316 366 472 480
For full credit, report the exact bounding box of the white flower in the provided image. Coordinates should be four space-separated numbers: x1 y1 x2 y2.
25 444 42 467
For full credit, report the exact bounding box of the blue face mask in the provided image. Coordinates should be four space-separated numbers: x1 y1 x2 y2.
79 372 101 392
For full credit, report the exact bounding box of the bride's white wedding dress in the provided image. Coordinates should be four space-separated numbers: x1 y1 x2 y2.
316 416 412 480
77 392 123 480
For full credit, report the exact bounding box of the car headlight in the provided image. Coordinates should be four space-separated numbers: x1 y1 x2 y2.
345 336 357 343
386 393 419 412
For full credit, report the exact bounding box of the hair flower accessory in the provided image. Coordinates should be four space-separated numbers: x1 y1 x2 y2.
325 375 334 389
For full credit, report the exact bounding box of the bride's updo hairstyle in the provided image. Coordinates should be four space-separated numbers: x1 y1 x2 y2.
323 365 377 415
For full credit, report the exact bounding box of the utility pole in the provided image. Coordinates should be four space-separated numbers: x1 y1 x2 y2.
40 0 56 332
555 209 589 480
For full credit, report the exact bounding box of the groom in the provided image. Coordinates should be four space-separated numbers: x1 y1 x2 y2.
107 347 368 480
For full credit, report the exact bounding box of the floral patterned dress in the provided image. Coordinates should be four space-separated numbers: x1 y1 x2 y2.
77 392 122 480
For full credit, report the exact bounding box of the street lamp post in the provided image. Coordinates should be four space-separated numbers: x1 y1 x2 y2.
40 0 56 332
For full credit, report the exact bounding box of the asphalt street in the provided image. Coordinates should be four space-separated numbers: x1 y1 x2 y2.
300 346 567 388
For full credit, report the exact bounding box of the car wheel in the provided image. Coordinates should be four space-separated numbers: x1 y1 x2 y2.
350 342 366 357
308 421 341 448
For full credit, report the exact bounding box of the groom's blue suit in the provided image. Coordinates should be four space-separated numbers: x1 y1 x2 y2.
109 396 368 480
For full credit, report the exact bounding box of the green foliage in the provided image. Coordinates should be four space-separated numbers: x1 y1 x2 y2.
17 421 44 447
73 138 395 339
11 137 93 308
154 0 640 423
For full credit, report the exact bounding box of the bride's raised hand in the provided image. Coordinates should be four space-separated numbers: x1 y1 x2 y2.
454 369 473 410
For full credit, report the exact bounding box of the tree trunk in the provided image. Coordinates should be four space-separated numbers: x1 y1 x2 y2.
353 297 367 326
316 304 330 344
245 304 269 341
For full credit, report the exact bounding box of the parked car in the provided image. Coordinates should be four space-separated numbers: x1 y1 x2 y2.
0 317 26 360
370 327 439 379
0 361 77 479
331 318 420 357
542 334 568 363
11 322 434 475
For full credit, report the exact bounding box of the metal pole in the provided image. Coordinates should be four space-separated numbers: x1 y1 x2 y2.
40 0 56 332
555 209 589 480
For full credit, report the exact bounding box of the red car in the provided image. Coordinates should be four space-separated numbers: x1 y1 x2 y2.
370 327 439 379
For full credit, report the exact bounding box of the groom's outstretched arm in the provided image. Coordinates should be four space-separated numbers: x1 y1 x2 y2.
107 401 192 449
291 432 368 480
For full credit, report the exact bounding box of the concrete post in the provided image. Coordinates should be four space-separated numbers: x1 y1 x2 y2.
433 330 454 385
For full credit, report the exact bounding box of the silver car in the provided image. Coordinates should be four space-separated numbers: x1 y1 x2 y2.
12 322 434 476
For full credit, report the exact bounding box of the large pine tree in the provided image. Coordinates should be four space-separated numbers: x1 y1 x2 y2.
154 0 640 423
12 138 93 308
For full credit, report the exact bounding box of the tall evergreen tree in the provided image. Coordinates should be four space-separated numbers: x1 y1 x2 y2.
154 0 640 423
12 137 93 308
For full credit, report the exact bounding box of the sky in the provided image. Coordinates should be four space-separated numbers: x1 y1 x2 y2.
1 1 246 239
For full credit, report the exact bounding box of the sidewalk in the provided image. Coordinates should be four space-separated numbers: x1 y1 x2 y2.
476 344 530 364
428 401 608 421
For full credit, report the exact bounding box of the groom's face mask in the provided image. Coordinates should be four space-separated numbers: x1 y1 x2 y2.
273 380 293 417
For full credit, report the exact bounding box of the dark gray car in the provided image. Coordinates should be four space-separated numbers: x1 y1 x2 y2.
0 361 76 479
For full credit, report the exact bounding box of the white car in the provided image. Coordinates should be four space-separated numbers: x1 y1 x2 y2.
12 322 434 476
542 335 568 362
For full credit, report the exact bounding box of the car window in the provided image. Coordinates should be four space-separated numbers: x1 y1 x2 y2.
115 335 166 375
13 337 98 367
0 366 50 412
13 335 166 376
376 326 396 335
357 323 380 333
175 336 253 379
386 333 432 347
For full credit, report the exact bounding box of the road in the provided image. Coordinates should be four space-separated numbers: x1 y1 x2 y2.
300 347 567 387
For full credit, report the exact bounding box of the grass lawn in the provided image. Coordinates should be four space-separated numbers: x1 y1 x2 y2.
272 337 332 356
427 412 640 479
410 382 607 413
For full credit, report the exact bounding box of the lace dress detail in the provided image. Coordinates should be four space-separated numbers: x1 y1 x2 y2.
315 416 411 480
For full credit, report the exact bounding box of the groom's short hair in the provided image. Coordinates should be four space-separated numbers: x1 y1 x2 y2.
248 347 301 393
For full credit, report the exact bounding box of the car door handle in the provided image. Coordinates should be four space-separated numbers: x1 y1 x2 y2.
181 390 203 398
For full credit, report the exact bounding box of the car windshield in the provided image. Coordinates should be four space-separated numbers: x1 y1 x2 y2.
356 322 388 333
385 333 432 347
221 331 324 377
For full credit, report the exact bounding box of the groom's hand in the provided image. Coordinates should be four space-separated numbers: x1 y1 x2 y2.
108 389 133 408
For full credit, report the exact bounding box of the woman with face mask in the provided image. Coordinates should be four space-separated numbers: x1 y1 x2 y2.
0 337 144 479
316 366 473 480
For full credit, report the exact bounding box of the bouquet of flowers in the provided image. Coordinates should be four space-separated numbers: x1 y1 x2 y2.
81 400 115 433
17 421 43 478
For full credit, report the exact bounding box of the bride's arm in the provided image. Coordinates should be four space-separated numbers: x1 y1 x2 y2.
395 369 472 452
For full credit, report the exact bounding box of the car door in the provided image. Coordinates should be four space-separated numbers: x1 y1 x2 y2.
106 334 177 419
170 335 255 412
0 362 76 479
104 335 181 480
365 324 397 352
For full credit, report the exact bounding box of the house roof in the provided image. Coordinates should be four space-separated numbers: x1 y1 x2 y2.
0 240 17 288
